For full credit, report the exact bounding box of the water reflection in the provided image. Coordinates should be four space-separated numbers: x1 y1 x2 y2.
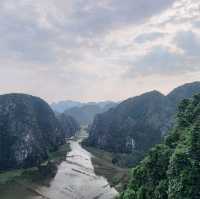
31 139 118 199
1 131 118 199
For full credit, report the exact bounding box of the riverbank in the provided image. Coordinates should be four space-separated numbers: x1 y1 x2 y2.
0 142 71 185
83 145 129 192
1 129 118 199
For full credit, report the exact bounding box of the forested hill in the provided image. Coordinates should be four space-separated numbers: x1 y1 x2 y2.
120 93 200 199
0 94 80 171
87 90 173 153
57 113 80 138
0 94 65 170
86 82 200 159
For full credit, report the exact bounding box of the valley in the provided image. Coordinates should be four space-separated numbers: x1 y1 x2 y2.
1 82 200 199
0 129 118 199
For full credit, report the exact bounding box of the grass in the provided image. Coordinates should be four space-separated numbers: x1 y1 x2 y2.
0 169 25 184
0 142 71 185
48 143 71 162
83 145 130 192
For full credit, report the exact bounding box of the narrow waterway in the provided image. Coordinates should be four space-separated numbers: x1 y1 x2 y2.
1 130 118 199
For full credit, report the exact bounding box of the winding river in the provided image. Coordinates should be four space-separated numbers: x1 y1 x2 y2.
1 130 118 199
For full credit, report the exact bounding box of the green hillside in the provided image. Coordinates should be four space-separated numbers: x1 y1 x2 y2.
120 93 200 199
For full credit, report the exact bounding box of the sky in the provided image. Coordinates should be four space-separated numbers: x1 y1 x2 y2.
0 0 200 103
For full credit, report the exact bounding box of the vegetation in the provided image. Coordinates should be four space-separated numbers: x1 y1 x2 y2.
83 145 129 191
0 93 65 171
86 82 200 168
120 94 200 199
0 143 70 185
57 113 80 138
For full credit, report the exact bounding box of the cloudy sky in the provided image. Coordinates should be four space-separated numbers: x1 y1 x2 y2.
0 0 200 103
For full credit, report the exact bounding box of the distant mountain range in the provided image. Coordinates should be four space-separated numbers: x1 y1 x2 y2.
86 81 200 166
51 100 83 113
51 100 117 113
52 101 118 125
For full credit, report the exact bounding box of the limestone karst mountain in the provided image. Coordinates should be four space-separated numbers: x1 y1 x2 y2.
120 93 200 199
86 82 200 166
0 93 65 170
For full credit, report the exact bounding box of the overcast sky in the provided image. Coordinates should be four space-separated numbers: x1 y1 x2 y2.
0 0 200 103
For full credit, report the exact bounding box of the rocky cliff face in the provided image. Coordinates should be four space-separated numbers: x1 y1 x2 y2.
0 94 65 171
86 82 200 156
120 93 200 199
87 91 173 153
57 113 80 138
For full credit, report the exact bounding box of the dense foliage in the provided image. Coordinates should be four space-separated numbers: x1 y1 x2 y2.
87 91 172 153
86 82 200 168
120 93 200 199
0 94 65 170
57 113 80 138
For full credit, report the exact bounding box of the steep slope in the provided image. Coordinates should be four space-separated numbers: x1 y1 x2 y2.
167 81 200 105
120 93 200 199
57 113 80 138
86 82 200 164
0 94 65 171
87 91 173 153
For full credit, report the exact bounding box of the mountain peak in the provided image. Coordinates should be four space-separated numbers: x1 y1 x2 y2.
168 81 200 103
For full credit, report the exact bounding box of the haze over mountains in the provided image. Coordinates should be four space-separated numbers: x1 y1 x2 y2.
57 113 80 138
86 81 200 166
0 0 200 198
51 101 83 113
52 101 118 125
0 81 200 199
1 81 200 172
51 100 117 113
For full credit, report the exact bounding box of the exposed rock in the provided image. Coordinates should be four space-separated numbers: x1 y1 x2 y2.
87 91 173 153
120 93 200 199
57 113 80 138
86 82 200 158
0 93 65 170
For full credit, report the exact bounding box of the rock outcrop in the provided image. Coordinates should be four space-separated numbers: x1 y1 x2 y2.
86 82 200 157
120 93 200 199
0 94 65 170
87 91 173 153
57 113 80 138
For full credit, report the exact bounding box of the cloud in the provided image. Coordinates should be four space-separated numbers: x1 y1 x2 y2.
0 0 200 102
134 32 165 43
175 31 200 57
126 46 182 76
126 31 200 78
0 0 175 64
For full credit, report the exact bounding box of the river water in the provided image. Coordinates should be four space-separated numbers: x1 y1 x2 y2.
1 131 118 199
